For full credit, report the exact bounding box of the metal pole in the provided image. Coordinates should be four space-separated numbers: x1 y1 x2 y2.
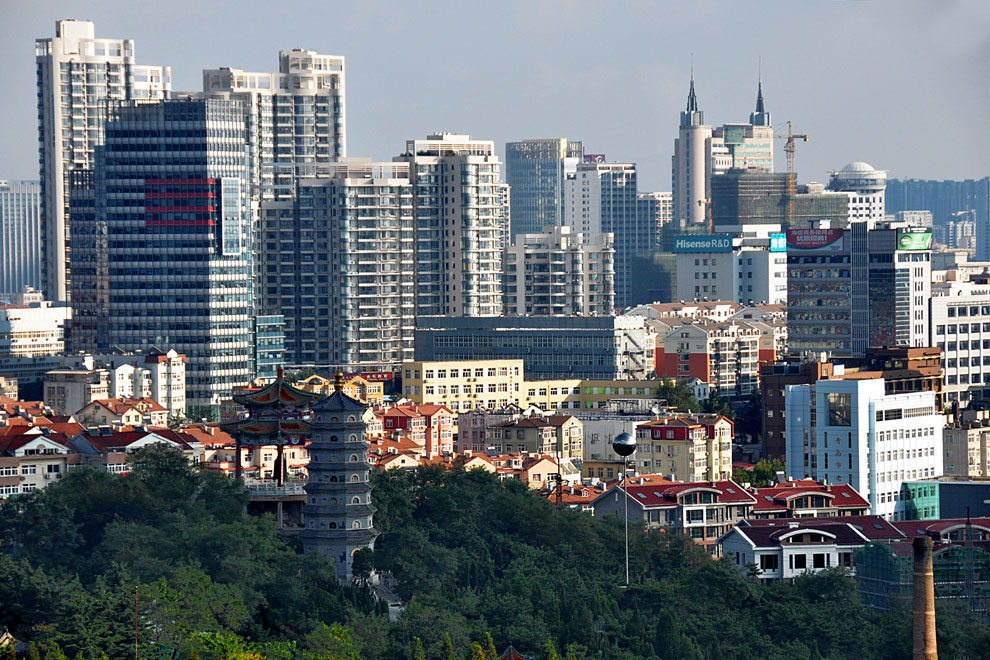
134 585 139 660
623 459 630 586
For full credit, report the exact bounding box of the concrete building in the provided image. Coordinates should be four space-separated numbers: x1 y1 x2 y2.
827 162 887 226
202 49 346 199
674 234 787 304
929 276 990 408
414 315 648 380
942 423 990 477
504 138 583 238
259 162 415 367
563 160 645 307
503 226 615 316
631 413 734 482
67 99 254 413
486 415 583 459
394 134 505 318
301 387 378 580
710 171 851 234
455 405 523 453
36 19 171 301
49 349 187 418
254 315 285 383
401 359 525 413
0 300 71 387
0 182 42 295
785 377 943 520
786 223 931 356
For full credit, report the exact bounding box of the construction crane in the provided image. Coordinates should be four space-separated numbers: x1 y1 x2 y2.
774 120 809 228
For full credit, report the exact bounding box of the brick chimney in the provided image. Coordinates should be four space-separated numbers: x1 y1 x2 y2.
912 535 937 660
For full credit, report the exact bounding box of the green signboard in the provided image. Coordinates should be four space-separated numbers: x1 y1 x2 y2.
896 230 933 251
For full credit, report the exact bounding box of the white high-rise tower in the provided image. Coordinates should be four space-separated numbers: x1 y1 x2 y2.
36 20 171 301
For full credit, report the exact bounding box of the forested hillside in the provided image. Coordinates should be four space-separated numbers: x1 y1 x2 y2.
1 446 987 660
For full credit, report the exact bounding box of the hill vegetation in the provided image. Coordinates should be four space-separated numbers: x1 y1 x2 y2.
1 445 988 660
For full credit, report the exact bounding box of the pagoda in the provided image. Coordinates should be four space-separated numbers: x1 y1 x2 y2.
300 370 378 580
221 366 319 485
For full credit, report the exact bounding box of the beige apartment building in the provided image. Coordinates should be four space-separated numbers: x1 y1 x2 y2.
486 415 584 459
402 360 525 412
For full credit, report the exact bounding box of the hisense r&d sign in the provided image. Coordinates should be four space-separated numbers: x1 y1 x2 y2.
673 234 733 253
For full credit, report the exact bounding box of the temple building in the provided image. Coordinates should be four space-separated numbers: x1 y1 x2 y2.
300 371 379 580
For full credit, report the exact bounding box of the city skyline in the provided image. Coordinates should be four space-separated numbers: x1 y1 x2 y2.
1 0 988 192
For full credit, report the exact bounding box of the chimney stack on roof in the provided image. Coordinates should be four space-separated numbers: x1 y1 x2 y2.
912 535 938 660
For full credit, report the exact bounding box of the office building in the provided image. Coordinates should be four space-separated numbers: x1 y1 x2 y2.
394 134 505 317
0 182 43 295
503 226 615 316
672 76 773 230
711 171 851 234
504 138 583 237
785 377 943 520
786 224 931 356
827 162 887 226
254 315 286 383
36 19 171 301
674 234 787 304
563 161 646 307
259 161 415 367
414 315 648 381
0 299 71 388
202 49 346 199
930 276 990 408
68 98 254 413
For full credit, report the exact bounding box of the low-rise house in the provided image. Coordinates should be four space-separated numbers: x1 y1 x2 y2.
72 427 200 473
490 453 562 489
751 480 871 518
719 515 903 581
544 482 608 512
75 397 169 428
591 476 756 555
487 415 583 459
456 405 523 453
629 413 733 482
0 430 87 498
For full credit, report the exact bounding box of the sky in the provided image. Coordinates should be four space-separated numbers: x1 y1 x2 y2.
2 0 989 191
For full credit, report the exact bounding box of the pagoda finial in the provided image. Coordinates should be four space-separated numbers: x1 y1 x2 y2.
334 368 345 392
277 365 284 380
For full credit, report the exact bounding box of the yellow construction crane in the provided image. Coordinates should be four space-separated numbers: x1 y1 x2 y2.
775 120 809 227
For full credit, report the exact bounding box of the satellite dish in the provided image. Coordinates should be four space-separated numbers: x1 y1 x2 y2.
651 405 660 416
612 432 637 457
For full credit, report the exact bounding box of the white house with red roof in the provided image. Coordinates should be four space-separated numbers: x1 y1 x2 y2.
0 429 86 498
719 515 904 581
75 397 169 428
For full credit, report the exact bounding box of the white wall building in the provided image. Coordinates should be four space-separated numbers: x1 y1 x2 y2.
929 277 990 408
36 19 171 301
504 226 615 316
202 49 346 199
0 300 71 385
675 235 787 305
785 377 943 521
828 162 887 227
394 134 505 318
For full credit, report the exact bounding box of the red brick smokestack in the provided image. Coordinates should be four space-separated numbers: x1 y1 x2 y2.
912 535 937 660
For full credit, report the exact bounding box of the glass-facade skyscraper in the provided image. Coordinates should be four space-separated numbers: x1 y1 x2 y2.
36 19 171 301
69 98 254 413
504 138 583 238
0 181 42 295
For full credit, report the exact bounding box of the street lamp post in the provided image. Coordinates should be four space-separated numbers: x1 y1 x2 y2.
612 431 637 587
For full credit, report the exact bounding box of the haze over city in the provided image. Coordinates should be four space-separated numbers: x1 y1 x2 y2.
2 0 989 190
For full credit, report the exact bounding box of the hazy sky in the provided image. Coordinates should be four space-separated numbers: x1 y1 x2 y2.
2 0 988 191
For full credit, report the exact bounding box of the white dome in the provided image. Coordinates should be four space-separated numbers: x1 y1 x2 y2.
840 161 877 173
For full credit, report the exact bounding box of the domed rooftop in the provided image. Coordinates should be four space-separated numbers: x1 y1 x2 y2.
840 161 877 173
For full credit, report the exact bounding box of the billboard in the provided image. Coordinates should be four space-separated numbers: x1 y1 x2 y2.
584 154 606 164
896 230 933 251
769 233 787 252
673 234 733 253
786 228 844 251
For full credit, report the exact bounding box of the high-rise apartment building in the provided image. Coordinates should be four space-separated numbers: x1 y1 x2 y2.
504 138 583 237
259 160 415 367
394 134 505 317
503 226 615 316
886 177 990 260
563 161 644 307
0 181 42 295
637 191 673 247
202 49 346 199
68 98 254 413
36 19 171 301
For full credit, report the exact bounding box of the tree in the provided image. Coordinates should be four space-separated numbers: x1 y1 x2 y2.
409 637 426 660
0 643 15 660
467 642 486 660
443 633 458 660
482 633 498 660
734 388 763 441
302 624 360 660
655 379 701 412
540 638 559 660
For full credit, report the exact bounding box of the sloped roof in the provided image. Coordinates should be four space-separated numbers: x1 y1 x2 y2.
739 515 904 543
753 480 870 512
312 389 367 412
233 379 319 407
593 479 756 509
